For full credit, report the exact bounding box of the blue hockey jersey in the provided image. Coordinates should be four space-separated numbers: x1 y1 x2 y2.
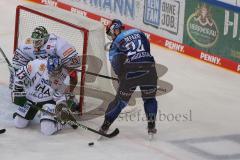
109 29 155 75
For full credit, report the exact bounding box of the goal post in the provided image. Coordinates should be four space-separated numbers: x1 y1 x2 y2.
14 3 116 114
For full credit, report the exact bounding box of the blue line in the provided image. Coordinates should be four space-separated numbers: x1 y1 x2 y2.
200 0 240 12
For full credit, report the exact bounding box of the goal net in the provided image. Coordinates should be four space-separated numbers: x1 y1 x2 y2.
14 3 116 116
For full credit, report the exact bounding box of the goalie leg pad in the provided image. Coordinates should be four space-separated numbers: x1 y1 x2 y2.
11 91 27 106
40 120 62 136
13 115 30 128
40 104 63 136
14 100 38 121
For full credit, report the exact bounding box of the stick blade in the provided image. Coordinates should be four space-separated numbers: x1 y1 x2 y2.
0 129 6 134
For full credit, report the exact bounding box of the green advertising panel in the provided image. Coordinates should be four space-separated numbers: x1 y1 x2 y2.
184 0 240 63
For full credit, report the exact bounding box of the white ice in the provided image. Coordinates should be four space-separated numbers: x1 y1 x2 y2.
0 1 240 160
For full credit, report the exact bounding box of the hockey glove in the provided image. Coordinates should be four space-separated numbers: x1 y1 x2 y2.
55 101 76 123
66 94 79 112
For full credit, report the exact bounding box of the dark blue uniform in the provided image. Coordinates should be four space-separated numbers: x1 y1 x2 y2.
105 29 158 123
109 29 154 74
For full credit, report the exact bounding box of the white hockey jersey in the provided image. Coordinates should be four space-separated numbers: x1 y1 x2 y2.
13 33 81 70
15 59 68 103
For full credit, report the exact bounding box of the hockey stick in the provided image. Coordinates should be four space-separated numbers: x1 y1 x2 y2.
0 47 119 82
0 129 6 134
0 48 12 67
38 106 119 138
74 68 119 82
67 120 119 138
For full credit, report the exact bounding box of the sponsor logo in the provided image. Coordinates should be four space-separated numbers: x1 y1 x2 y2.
71 7 87 16
224 10 240 39
70 0 135 18
200 52 221 65
23 46 32 50
237 64 240 72
160 0 180 34
41 0 57 7
186 4 219 48
39 64 46 72
143 0 161 27
165 40 184 52
18 105 29 115
143 0 180 35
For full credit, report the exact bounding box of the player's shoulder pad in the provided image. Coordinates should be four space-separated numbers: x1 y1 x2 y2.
48 33 58 42
52 33 69 46
18 38 34 52
114 29 141 43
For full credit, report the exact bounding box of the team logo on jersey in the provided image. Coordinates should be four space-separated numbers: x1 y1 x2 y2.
39 64 46 72
25 38 32 44
186 3 219 48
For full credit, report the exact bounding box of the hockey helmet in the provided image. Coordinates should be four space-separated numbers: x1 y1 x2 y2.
47 55 62 75
106 19 125 40
31 26 49 48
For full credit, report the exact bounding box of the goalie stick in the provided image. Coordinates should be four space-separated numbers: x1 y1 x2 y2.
0 129 6 134
0 47 12 67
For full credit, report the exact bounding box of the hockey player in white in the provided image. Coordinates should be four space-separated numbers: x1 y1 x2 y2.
10 26 80 107
13 56 76 135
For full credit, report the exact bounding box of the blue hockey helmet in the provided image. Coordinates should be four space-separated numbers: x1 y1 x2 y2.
47 55 62 75
106 19 125 40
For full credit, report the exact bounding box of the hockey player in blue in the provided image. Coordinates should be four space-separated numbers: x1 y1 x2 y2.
100 19 158 137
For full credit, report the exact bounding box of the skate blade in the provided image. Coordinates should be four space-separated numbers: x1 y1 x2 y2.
148 133 154 141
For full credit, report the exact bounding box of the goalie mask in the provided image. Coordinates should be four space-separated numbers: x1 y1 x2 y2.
106 19 125 41
31 26 49 48
47 55 62 75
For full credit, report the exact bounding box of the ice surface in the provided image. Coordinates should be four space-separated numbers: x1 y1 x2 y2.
0 1 240 160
